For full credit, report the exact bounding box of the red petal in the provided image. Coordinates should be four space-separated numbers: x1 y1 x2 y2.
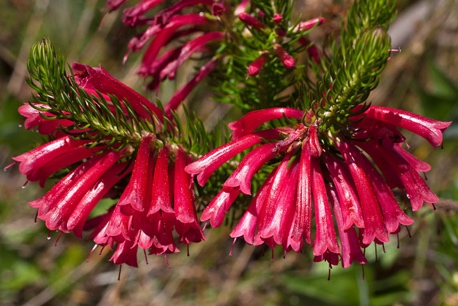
328 184 367 268
185 132 275 186
68 163 130 237
36 151 122 232
148 147 175 217
310 155 340 256
230 173 275 245
228 108 303 139
201 187 241 228
364 106 451 147
323 153 364 229
288 143 313 251
336 139 389 245
72 63 163 119
118 135 154 212
160 32 224 80
223 142 277 195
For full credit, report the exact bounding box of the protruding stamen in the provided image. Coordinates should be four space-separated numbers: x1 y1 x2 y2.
229 238 237 256
87 244 98 262
144 249 149 265
3 162 16 171
164 255 171 269
54 231 62 246
405 226 412 238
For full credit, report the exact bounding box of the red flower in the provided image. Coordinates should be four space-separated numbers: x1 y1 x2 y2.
247 53 269 77
18 104 73 135
106 0 324 114
82 139 205 266
164 58 218 116
174 147 205 245
12 136 102 187
106 0 222 112
186 106 450 267
295 17 325 31
72 63 163 120
273 44 295 69
238 12 266 31
30 150 124 233
362 106 450 147
13 65 205 267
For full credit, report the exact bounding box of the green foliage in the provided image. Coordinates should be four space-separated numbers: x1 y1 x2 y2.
314 0 395 132
1 0 457 305
210 0 307 110
26 39 155 148
415 61 458 140
0 94 39 154
25 38 221 160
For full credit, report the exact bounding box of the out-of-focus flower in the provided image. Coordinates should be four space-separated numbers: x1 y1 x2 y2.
105 1 325 112
239 12 265 31
247 53 269 77
105 0 224 113
273 44 295 69
186 106 450 268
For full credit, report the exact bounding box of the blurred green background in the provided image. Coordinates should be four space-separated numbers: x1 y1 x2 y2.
0 0 457 305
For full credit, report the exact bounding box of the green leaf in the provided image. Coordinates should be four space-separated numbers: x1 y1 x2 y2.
415 62 458 120
282 267 365 305
429 62 458 99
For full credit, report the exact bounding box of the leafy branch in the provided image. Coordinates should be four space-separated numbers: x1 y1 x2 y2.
312 0 396 131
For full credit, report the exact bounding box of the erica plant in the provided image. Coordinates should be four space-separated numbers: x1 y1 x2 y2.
9 0 451 273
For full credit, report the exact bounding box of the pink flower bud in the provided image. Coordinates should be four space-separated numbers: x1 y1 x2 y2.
247 53 269 76
273 44 295 69
273 14 282 24
296 17 325 31
212 2 225 16
238 12 265 31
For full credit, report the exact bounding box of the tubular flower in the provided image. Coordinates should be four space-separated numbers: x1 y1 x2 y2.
105 0 324 112
12 60 205 267
72 63 163 120
18 104 73 135
185 106 450 268
84 140 204 266
16 0 450 274
105 0 224 113
14 133 204 267
247 53 269 77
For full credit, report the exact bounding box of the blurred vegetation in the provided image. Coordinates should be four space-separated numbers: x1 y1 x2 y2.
0 0 457 305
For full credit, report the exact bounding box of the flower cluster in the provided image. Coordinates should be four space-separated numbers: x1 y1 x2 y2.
105 0 324 111
12 62 204 267
185 107 450 267
11 0 452 271
106 0 233 114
